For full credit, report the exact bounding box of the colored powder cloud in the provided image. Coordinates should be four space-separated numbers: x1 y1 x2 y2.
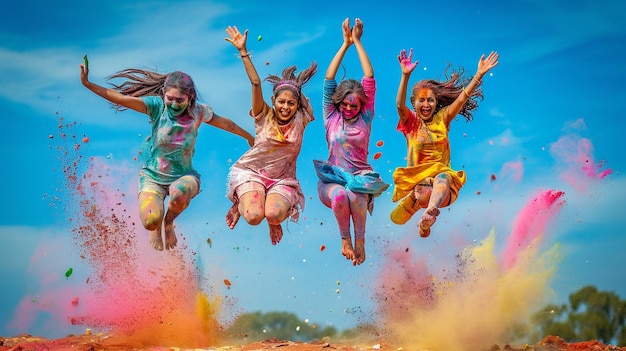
374 189 564 351
9 120 227 348
550 132 612 193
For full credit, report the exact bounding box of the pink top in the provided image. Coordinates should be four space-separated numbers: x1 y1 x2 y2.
227 101 314 214
322 77 376 173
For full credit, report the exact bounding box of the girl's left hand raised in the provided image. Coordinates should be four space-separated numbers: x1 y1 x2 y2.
477 51 499 75
398 48 418 74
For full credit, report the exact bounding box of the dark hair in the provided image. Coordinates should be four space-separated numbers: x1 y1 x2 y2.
330 79 367 107
265 62 317 109
410 65 483 122
106 69 198 114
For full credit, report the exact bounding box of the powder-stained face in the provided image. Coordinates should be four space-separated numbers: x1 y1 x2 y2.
415 88 436 120
164 87 190 117
273 90 299 124
339 93 362 120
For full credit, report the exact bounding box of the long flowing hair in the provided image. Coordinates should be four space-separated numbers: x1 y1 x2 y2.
410 65 483 122
265 62 317 111
106 69 198 114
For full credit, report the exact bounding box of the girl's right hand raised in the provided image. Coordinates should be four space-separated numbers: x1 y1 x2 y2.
225 26 248 51
398 49 418 74
79 62 89 86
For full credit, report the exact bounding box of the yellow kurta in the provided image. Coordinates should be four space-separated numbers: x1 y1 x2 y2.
392 107 466 202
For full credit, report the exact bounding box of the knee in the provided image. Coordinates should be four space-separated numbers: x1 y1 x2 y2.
265 207 286 225
141 213 162 231
241 209 265 226
168 190 192 211
139 197 163 230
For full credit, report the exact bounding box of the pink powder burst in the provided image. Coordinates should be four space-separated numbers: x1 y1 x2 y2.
550 134 612 192
500 189 565 270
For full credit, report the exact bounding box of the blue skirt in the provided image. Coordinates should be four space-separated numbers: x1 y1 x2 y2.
313 160 389 196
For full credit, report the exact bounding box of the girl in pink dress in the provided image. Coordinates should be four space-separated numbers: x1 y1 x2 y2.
224 25 317 245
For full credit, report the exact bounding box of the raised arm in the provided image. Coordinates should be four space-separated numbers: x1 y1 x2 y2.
446 51 500 121
325 18 353 80
208 114 255 147
351 18 373 78
79 62 147 114
225 26 264 116
396 49 418 124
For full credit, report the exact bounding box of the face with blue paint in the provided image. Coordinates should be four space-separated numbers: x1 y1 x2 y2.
164 87 190 117
339 93 361 120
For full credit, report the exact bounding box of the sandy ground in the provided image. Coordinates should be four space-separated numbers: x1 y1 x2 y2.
1 334 625 351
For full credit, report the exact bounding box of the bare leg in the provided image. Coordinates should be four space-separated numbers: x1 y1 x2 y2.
139 192 165 251
417 174 449 238
318 182 354 259
265 193 291 245
238 188 266 226
347 191 368 266
163 176 199 250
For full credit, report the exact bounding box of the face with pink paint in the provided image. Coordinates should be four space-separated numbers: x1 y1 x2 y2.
339 93 362 120
414 88 437 120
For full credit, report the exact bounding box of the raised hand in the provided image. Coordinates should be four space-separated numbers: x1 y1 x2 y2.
398 49 418 74
79 61 89 86
352 18 364 42
341 18 353 45
477 51 499 76
225 25 248 51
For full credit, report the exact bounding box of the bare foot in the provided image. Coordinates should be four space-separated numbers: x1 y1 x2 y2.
149 230 164 251
353 239 365 266
341 238 355 262
225 203 240 229
269 223 283 245
418 207 440 238
163 221 177 250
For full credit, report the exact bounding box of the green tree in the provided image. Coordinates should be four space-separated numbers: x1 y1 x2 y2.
223 311 338 343
531 304 576 341
568 286 626 344
531 286 626 346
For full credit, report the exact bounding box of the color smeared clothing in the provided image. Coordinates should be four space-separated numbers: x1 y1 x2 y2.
141 96 214 184
227 102 313 221
391 107 466 203
314 77 388 205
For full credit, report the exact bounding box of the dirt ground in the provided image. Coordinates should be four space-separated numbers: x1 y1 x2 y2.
1 334 624 351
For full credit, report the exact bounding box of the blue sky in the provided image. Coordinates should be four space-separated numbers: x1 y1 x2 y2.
1 0 626 340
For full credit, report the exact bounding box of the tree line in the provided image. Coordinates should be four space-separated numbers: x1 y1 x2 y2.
222 285 626 346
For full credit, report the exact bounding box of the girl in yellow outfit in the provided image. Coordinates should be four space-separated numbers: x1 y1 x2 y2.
390 48 499 237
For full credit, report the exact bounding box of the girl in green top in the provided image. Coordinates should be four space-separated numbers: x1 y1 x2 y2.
80 62 254 251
